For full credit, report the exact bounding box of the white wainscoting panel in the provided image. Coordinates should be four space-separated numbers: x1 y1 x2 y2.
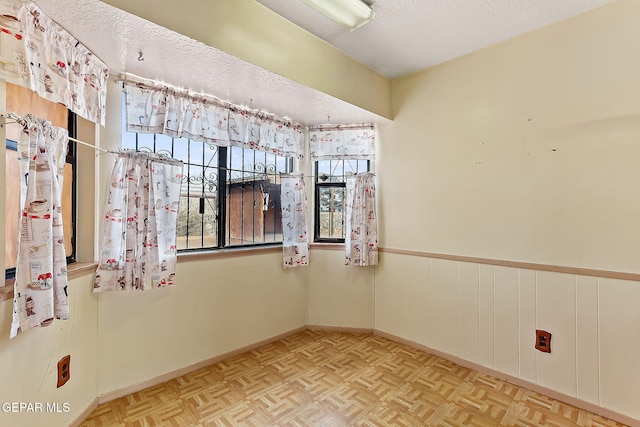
374 251 640 422
518 269 537 383
576 275 599 405
535 271 577 397
430 258 459 355
493 266 519 377
478 263 495 368
598 278 640 419
458 262 480 363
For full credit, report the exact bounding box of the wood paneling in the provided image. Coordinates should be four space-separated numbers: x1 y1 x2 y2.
598 278 640 418
576 275 599 404
379 247 640 282
430 258 458 354
478 263 495 368
519 269 537 383
536 271 577 397
493 266 519 377
374 251 640 423
458 262 479 363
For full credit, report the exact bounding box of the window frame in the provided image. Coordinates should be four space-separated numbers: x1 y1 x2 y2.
4 138 18 280
66 111 78 265
122 131 294 252
313 159 370 243
314 179 346 243
4 110 77 280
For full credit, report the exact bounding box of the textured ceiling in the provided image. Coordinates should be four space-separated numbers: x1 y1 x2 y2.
256 0 615 78
20 0 615 125
26 0 384 125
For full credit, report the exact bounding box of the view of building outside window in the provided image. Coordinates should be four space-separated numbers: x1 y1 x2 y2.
315 159 369 242
122 117 293 250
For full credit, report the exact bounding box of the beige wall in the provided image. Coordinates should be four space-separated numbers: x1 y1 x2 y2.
375 0 640 421
94 79 310 397
307 248 374 329
0 274 99 427
97 252 307 396
379 0 640 272
0 80 100 427
0 73 312 426
3 0 640 424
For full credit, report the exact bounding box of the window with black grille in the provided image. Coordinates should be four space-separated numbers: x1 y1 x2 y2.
122 120 293 251
314 159 369 243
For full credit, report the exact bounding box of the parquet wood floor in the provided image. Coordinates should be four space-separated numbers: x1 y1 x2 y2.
80 331 628 426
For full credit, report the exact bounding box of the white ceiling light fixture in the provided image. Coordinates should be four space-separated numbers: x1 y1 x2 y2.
300 0 375 31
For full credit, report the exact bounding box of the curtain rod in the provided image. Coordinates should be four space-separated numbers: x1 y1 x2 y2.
309 123 375 131
1 113 116 155
119 73 304 129
280 171 376 179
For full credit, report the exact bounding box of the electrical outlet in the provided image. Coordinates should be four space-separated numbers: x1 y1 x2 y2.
535 330 551 353
57 355 71 388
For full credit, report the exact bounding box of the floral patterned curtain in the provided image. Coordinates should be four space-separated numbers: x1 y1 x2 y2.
345 173 378 266
124 78 305 159
94 152 184 292
11 115 69 338
309 124 375 160
280 174 309 268
0 2 108 126
0 0 29 86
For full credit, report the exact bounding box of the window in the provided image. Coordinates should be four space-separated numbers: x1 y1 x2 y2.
4 83 77 279
122 127 293 251
314 159 369 242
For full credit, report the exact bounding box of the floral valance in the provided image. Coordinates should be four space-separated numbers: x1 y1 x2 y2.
124 75 305 159
0 2 108 126
309 124 376 161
